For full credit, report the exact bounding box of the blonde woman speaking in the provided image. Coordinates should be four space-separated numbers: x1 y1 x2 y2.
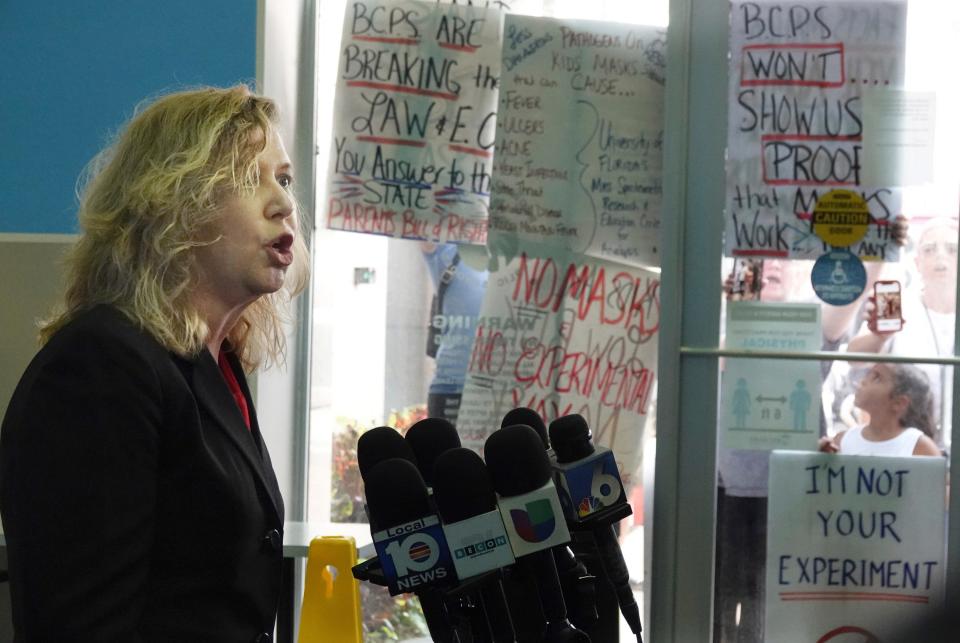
1 85 309 642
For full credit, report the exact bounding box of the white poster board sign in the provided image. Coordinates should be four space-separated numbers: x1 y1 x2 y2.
766 451 946 642
456 252 659 483
722 302 822 450
726 0 907 260
325 0 503 244
488 15 666 268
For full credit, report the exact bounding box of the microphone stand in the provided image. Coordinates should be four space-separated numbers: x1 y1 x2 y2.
354 558 517 642
553 545 599 629
567 503 643 643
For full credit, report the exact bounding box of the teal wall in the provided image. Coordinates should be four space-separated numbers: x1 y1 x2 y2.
0 1 257 234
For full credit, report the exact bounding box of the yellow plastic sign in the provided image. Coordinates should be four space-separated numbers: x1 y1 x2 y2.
811 189 870 247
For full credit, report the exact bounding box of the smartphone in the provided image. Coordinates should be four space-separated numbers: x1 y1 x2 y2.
874 280 903 332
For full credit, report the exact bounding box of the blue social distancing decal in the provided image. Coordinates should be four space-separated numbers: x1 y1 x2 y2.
811 250 866 306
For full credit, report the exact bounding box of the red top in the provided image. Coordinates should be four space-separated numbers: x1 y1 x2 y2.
218 351 251 430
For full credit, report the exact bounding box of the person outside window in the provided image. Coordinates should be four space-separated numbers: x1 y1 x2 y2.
420 242 488 425
818 363 941 456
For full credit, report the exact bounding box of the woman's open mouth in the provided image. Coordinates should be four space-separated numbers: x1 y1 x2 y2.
266 233 294 266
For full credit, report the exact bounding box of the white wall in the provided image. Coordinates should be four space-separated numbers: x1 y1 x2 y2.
255 0 318 522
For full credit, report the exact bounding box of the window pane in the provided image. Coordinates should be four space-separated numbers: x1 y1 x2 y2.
715 1 959 640
310 0 667 639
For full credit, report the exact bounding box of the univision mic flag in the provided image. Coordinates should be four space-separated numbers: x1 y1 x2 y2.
496 481 571 557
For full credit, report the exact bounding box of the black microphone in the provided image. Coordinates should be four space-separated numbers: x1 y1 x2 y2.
500 407 550 450
550 414 643 642
405 417 462 490
500 409 600 631
485 424 590 642
357 425 417 481
406 417 493 641
363 457 458 642
434 448 518 642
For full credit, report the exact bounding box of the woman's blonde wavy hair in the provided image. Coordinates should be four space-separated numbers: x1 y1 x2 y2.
41 85 309 371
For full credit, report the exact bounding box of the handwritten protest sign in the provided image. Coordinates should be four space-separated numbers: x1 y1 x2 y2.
487 15 665 268
325 0 503 244
455 251 660 483
726 1 907 260
766 451 946 642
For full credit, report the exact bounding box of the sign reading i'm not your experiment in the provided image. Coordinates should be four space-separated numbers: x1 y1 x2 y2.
766 451 946 643
722 302 821 450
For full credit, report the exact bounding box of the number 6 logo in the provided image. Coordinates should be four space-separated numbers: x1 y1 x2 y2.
385 533 440 576
591 462 622 507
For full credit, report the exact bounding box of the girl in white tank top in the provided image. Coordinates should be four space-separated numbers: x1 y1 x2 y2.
819 363 941 457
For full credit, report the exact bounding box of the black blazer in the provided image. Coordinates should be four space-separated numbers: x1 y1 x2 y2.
1 305 284 643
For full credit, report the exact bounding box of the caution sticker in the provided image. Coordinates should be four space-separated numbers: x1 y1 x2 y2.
811 189 870 247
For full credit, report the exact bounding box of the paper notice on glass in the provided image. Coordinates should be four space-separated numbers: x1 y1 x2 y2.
488 15 666 269
721 302 821 450
862 89 937 187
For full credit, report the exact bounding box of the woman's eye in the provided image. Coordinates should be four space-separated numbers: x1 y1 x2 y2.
278 174 293 189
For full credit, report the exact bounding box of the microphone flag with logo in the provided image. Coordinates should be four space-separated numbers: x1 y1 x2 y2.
364 457 455 596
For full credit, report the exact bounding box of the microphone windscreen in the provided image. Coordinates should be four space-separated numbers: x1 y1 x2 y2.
548 414 593 463
501 407 549 449
432 448 497 523
404 417 461 487
364 457 432 528
357 426 417 481
484 424 553 497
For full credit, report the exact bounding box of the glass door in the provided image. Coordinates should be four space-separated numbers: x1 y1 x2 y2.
655 0 960 641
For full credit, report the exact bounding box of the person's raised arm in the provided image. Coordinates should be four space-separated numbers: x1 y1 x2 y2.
825 217 909 344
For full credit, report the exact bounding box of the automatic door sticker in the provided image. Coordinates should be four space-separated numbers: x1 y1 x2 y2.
812 189 871 247
811 249 866 305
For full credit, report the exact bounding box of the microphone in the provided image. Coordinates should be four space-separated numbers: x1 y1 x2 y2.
364 457 455 593
500 407 550 451
500 409 600 630
357 426 417 481
549 414 643 641
405 417 462 490
485 424 590 642
407 418 501 641
363 457 458 642
434 448 518 642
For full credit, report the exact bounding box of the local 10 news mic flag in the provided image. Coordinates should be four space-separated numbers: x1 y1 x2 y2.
363 457 455 594
485 424 591 642
361 422 517 642
549 414 644 642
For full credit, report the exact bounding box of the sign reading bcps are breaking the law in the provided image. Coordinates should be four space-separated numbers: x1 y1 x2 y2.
325 0 503 244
